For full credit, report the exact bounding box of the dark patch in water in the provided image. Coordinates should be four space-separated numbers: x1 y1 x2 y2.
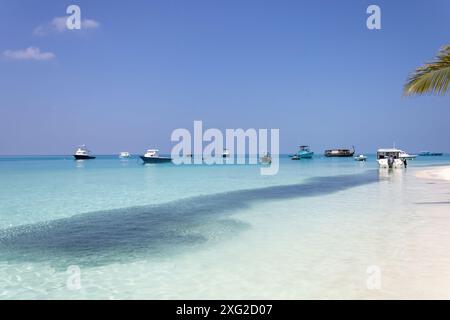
0 171 378 267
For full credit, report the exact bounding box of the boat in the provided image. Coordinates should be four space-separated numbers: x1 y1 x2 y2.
377 148 406 169
119 151 131 158
222 149 230 158
260 152 272 164
354 154 367 161
73 145 96 160
419 151 443 156
291 145 314 159
140 149 172 163
324 146 355 157
399 150 417 160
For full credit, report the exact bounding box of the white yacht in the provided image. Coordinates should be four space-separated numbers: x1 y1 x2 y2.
377 148 405 169
73 145 96 160
140 149 172 163
119 152 131 158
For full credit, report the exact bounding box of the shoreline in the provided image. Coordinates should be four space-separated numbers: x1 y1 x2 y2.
416 165 450 182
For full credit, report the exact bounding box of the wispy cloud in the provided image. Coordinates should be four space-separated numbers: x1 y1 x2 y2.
82 19 100 29
3 47 56 61
33 16 100 36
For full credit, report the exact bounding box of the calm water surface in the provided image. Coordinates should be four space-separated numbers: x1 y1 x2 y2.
1 154 450 299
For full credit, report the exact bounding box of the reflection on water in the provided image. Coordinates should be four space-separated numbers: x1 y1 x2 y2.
75 160 85 169
378 168 406 181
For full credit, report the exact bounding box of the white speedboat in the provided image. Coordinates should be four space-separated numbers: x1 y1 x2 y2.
73 145 96 160
354 154 367 161
119 151 131 158
140 149 172 163
377 149 405 169
399 150 417 160
222 149 230 158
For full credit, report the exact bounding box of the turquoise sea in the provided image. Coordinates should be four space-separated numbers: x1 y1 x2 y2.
1 154 450 299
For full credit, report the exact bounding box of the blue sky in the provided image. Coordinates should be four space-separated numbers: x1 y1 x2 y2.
0 0 449 155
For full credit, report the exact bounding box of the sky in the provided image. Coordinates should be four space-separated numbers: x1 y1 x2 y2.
0 0 449 155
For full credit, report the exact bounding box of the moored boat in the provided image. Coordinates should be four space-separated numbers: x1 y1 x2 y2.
354 154 367 161
291 145 314 159
419 151 443 156
140 149 172 163
73 145 96 160
377 148 405 169
399 150 417 160
324 146 355 157
119 151 131 158
222 149 230 158
260 152 272 164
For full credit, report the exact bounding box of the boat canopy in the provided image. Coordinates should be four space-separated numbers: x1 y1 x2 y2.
75 145 90 153
377 148 402 159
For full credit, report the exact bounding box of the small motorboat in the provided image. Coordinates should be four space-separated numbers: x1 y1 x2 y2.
354 154 367 161
119 151 131 159
419 151 443 156
222 149 230 158
140 149 172 163
73 145 96 160
324 146 355 157
291 145 314 159
260 152 272 164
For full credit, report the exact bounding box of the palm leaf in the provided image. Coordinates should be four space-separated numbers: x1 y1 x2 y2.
404 45 450 96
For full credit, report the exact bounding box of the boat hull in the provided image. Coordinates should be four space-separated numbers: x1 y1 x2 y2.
419 153 443 156
140 156 172 163
399 155 417 160
260 157 272 164
378 159 404 169
291 151 314 159
298 151 314 159
73 155 96 160
324 153 354 158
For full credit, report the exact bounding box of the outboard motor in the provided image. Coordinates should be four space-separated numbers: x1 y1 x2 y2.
388 156 394 169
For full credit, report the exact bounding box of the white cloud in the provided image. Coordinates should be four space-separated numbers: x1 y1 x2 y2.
34 16 100 36
3 47 56 61
51 17 68 32
82 19 100 29
33 26 46 36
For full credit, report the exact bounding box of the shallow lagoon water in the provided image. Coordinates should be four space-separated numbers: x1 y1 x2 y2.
1 155 450 299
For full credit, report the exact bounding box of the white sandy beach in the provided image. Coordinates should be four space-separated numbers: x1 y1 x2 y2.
416 166 450 182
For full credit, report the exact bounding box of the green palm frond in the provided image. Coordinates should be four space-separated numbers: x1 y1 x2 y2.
404 45 450 96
